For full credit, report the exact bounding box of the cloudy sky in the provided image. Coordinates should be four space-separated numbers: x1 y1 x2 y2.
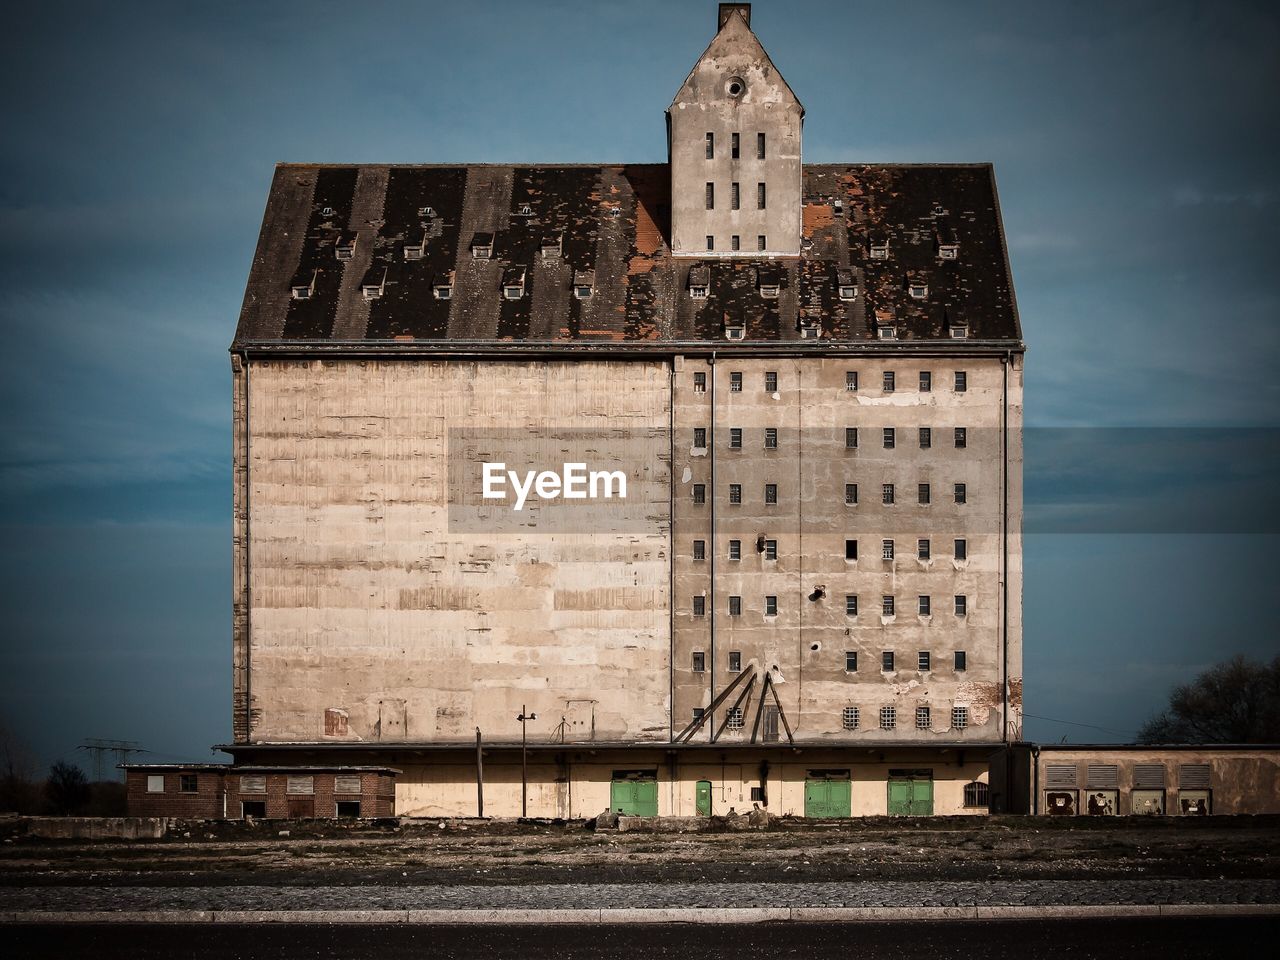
1 1 1277 772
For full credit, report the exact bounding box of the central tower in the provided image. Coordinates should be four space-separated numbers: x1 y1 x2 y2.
667 4 804 257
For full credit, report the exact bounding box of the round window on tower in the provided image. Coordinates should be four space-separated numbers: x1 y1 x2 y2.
725 76 746 98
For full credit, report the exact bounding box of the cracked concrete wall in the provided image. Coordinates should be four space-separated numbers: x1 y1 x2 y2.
239 358 672 745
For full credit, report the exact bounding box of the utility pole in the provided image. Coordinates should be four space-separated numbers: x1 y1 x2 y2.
475 727 484 819
77 739 144 781
516 706 536 818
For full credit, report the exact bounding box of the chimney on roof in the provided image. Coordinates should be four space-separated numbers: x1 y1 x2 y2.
718 3 750 30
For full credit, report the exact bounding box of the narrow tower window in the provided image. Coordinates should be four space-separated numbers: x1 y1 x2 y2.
757 132 766 159
731 182 740 210
731 133 740 159
706 182 715 210
757 183 766 209
705 132 714 159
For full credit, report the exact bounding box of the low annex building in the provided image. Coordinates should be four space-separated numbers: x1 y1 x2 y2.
123 765 398 819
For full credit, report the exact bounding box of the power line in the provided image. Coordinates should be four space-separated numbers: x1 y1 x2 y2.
1022 713 1135 740
76 739 144 781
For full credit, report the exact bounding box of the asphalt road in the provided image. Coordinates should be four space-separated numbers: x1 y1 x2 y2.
8 918 1279 960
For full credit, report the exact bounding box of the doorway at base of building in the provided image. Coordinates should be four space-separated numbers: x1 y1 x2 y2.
695 779 712 816
804 769 851 818
610 769 658 816
887 769 933 816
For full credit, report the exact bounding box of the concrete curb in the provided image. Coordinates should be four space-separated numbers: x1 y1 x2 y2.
3 904 1279 924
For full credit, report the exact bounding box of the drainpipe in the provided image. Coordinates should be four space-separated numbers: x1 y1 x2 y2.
1032 744 1040 815
669 363 676 743
708 351 717 741
1000 352 1009 742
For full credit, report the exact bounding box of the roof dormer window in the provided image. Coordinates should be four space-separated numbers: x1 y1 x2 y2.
836 268 857 301
470 233 494 259
433 271 454 300
949 323 969 340
334 232 357 261
798 319 820 339
516 203 533 217
756 265 781 300
404 231 427 261
724 324 745 340
540 235 562 260
689 265 710 300
573 268 595 300
938 243 959 260
877 326 899 340
361 266 387 301
321 206 335 219
418 206 435 218
875 309 898 340
869 237 889 260
290 268 318 300
908 278 929 300
502 268 526 300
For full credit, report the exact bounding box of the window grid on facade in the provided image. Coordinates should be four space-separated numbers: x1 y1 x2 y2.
952 706 969 730
920 371 932 392
918 596 931 617
705 132 714 159
757 132 766 159
693 371 706 392
287 775 314 795
883 427 895 449
730 372 743 392
845 427 858 448
955 427 967 448
882 651 895 672
693 484 706 503
731 181 740 210
883 371 895 392
693 427 707 448
728 596 742 616
765 371 778 392
728 651 742 672
730 427 742 448
757 182 766 209
919 427 931 449
765 595 778 616
706 235 714 251
882 539 894 561
915 706 931 729
918 538 930 560
963 780 988 807
882 483 895 505
955 371 967 392
842 706 860 730
335 775 362 795
845 539 857 561
765 483 777 504
179 774 198 793
955 595 968 616
955 651 967 671
692 707 705 722
918 650 931 670
726 706 744 729
845 649 858 670
731 132 740 158
955 538 968 560
845 595 858 617
764 539 777 560
757 234 766 250
239 775 266 794
880 706 896 730
764 427 778 448
954 483 967 504
731 234 740 251
846 371 858 391
692 651 706 672
692 596 706 617
883 596 895 617
729 483 742 504
919 483 931 505
845 483 858 505
705 182 714 209
729 539 741 560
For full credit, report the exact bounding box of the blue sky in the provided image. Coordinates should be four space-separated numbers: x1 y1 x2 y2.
1 1 1277 772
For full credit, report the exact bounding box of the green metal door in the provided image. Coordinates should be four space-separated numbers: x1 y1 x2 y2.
888 771 934 816
611 778 658 816
804 778 851 818
695 780 712 816
887 779 913 816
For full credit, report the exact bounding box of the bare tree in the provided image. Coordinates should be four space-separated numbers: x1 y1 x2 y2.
1138 655 1280 744
44 761 91 815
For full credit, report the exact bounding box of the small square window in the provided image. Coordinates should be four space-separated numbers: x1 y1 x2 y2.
919 371 932 392
952 706 969 730
845 597 858 618
729 650 742 672
918 596 931 617
765 483 778 504
955 538 968 560
918 483 931 505
146 775 164 794
693 372 706 393
846 371 858 391
883 371 895 392
955 595 968 617
693 484 706 504
919 427 932 449
692 539 706 561
842 706 860 730
729 483 742 504
918 650 931 670
765 371 778 392
883 428 895 449
730 427 743 449
764 427 778 449
845 539 858 561
880 706 896 730
882 539 895 561
916 706 932 730
729 596 742 616
845 651 858 672
757 235 766 250
239 775 266 795
845 427 858 449
954 427 967 449
955 371 968 393
954 483 967 504
764 539 778 560
692 651 706 672
693 707 706 722
180 774 198 793
730 372 743 392
729 539 741 560
954 651 967 671
917 539 930 560
764 595 778 616
845 483 858 505
693 596 706 617
726 706 745 729
882 596 895 617
693 427 707 448
286 775 314 795
335 775 361 795
882 483 895 505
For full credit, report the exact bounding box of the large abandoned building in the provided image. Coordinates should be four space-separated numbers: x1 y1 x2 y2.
206 3 1029 818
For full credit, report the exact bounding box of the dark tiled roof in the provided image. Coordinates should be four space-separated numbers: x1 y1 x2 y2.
233 163 1021 350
